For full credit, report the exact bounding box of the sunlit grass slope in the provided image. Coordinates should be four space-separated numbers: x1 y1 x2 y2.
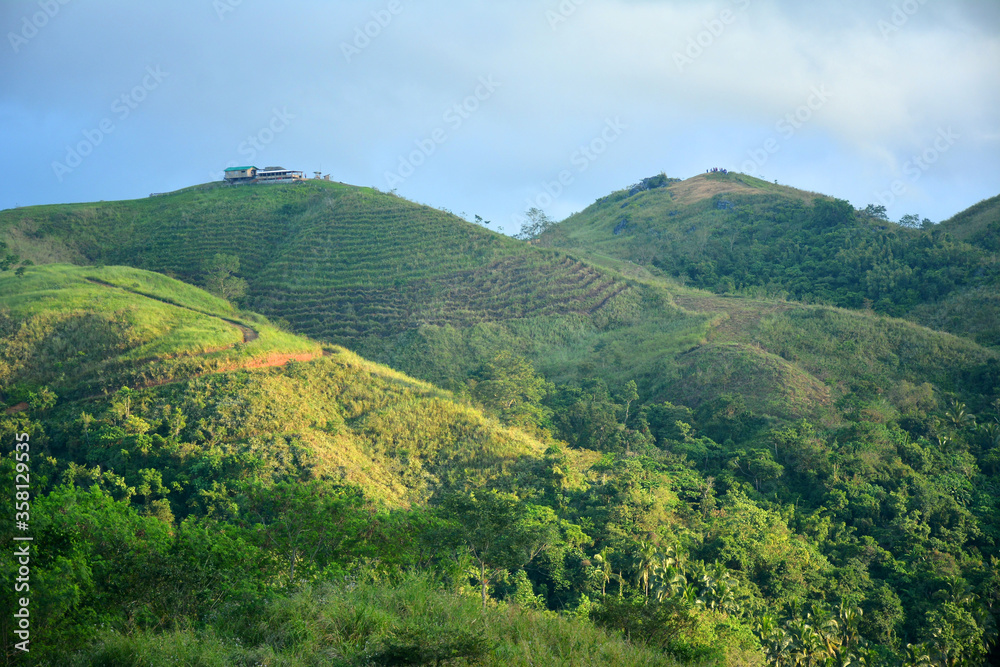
1 263 547 507
0 264 321 399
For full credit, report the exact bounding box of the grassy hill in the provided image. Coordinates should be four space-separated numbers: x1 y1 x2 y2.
939 192 1000 252
0 264 320 401
2 179 997 424
540 172 1000 348
0 264 554 509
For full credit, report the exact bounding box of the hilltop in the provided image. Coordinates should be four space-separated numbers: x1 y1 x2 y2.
540 172 1000 348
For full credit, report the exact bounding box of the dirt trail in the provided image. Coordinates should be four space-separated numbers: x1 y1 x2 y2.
85 277 259 344
70 277 324 399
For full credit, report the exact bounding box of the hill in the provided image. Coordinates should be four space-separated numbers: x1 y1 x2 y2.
0 264 552 508
0 181 631 340
539 172 1000 348
2 191 1000 664
0 264 766 665
3 180 996 426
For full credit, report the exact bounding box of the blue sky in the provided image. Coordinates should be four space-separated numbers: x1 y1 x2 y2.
2 0 998 234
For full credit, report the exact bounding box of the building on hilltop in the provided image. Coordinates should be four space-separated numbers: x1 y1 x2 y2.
255 166 305 183
224 166 257 182
222 165 306 184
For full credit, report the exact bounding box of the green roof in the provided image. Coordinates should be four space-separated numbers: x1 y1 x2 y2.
224 166 257 171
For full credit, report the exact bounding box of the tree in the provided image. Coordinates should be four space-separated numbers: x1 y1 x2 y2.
591 547 618 596
619 380 638 426
243 481 366 587
440 491 561 608
634 540 659 600
202 253 248 301
515 207 555 240
863 204 889 221
470 351 551 428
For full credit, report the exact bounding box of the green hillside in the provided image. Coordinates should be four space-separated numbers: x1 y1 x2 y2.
540 172 1000 348
0 264 320 401
0 181 631 341
3 180 996 423
2 184 1000 665
940 193 1000 252
0 264 549 508
0 265 765 665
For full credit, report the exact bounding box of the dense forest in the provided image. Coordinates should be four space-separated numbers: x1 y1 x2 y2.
1 179 998 665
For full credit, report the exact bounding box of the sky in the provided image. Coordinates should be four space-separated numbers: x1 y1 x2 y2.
2 0 998 234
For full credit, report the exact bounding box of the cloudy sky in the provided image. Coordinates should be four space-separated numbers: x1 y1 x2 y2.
2 0 998 232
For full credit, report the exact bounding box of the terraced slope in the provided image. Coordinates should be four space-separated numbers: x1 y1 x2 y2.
253 191 629 340
1 182 632 343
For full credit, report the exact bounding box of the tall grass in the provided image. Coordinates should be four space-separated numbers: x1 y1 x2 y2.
73 574 694 667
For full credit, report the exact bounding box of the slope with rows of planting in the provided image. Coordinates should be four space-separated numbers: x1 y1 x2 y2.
0 182 633 342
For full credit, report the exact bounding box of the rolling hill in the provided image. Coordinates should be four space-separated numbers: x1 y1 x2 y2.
539 171 1000 348
2 180 999 665
0 263 555 509
2 178 997 425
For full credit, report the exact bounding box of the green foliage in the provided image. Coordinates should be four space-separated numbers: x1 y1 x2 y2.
201 252 247 302
440 490 566 607
469 350 552 429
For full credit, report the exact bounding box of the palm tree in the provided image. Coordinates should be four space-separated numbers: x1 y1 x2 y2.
634 540 658 601
945 400 976 431
592 548 620 596
902 643 934 666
